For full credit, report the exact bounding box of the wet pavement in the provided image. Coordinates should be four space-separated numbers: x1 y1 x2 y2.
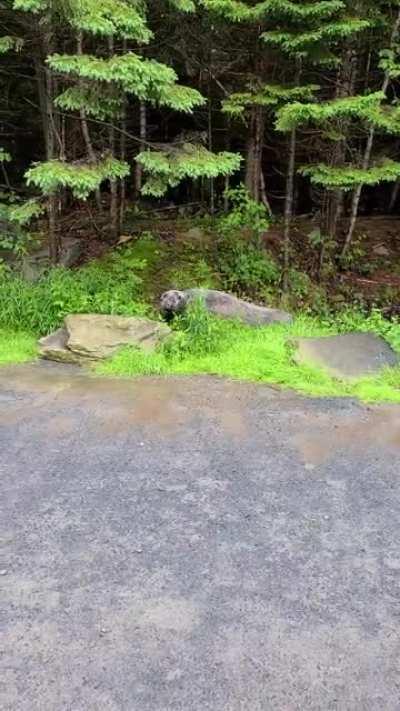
1 362 400 710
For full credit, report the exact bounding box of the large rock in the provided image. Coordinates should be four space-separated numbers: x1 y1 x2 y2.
38 328 88 364
39 315 171 364
160 288 292 326
65 314 171 360
292 332 399 380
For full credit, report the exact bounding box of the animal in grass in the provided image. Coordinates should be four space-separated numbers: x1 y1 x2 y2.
160 288 292 326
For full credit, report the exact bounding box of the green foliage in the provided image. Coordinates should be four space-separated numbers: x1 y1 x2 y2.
137 144 241 196
25 156 130 199
48 52 205 111
68 0 151 41
300 159 400 190
165 298 227 357
262 19 371 55
168 0 196 10
0 329 37 365
218 239 280 296
0 244 149 333
217 186 270 241
276 91 400 133
201 0 346 23
222 83 319 117
0 198 44 257
55 86 123 119
0 148 11 162
97 310 400 404
379 48 400 79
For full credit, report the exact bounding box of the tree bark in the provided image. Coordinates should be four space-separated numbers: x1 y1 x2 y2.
108 36 119 241
282 58 302 293
42 16 60 263
282 125 296 292
135 101 147 197
244 105 264 202
77 31 102 211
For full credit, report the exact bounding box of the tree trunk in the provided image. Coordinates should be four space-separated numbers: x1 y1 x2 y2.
282 58 302 293
341 9 400 257
42 17 60 263
135 101 147 197
108 36 119 241
119 38 128 227
244 105 264 202
77 31 101 211
282 126 296 292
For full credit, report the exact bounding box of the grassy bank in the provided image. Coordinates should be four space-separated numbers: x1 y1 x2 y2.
97 309 400 403
1 229 399 402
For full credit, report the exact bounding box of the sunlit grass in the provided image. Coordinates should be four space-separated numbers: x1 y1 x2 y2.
0 329 37 366
96 314 400 403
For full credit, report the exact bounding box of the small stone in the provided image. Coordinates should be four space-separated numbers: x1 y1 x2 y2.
373 244 390 257
0 569 8 575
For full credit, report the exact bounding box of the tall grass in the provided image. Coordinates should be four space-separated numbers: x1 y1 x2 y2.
0 246 149 334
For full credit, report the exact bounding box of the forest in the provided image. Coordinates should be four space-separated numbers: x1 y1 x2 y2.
1 0 400 400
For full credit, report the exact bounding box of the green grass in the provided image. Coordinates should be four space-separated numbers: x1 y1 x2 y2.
96 311 400 404
0 329 37 366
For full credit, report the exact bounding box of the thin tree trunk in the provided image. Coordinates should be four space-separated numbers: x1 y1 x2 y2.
389 178 400 211
119 38 128 227
135 101 147 196
260 171 273 216
108 36 118 241
42 17 60 263
341 9 400 257
77 31 101 210
208 89 215 213
245 105 264 202
282 125 296 292
282 58 301 293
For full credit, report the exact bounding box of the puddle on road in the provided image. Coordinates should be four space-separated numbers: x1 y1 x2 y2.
0 363 256 438
294 407 400 466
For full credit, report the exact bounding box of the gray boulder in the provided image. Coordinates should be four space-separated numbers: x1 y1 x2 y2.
160 288 292 326
292 332 399 380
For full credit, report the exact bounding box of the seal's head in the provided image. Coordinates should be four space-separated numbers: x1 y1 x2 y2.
160 290 187 320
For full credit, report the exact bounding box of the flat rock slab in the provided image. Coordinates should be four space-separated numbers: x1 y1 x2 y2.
160 288 292 326
39 314 172 364
65 314 171 360
293 332 399 379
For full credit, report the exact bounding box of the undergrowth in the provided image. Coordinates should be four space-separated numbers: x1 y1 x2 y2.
0 243 150 334
97 304 400 404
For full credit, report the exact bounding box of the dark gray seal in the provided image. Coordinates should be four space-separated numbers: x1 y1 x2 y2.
160 288 292 326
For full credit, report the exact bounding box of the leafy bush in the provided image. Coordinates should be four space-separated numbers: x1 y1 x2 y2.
164 298 227 357
218 185 270 243
218 239 280 297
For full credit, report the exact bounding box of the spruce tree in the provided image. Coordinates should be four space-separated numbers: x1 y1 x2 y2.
202 0 370 286
14 0 240 260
